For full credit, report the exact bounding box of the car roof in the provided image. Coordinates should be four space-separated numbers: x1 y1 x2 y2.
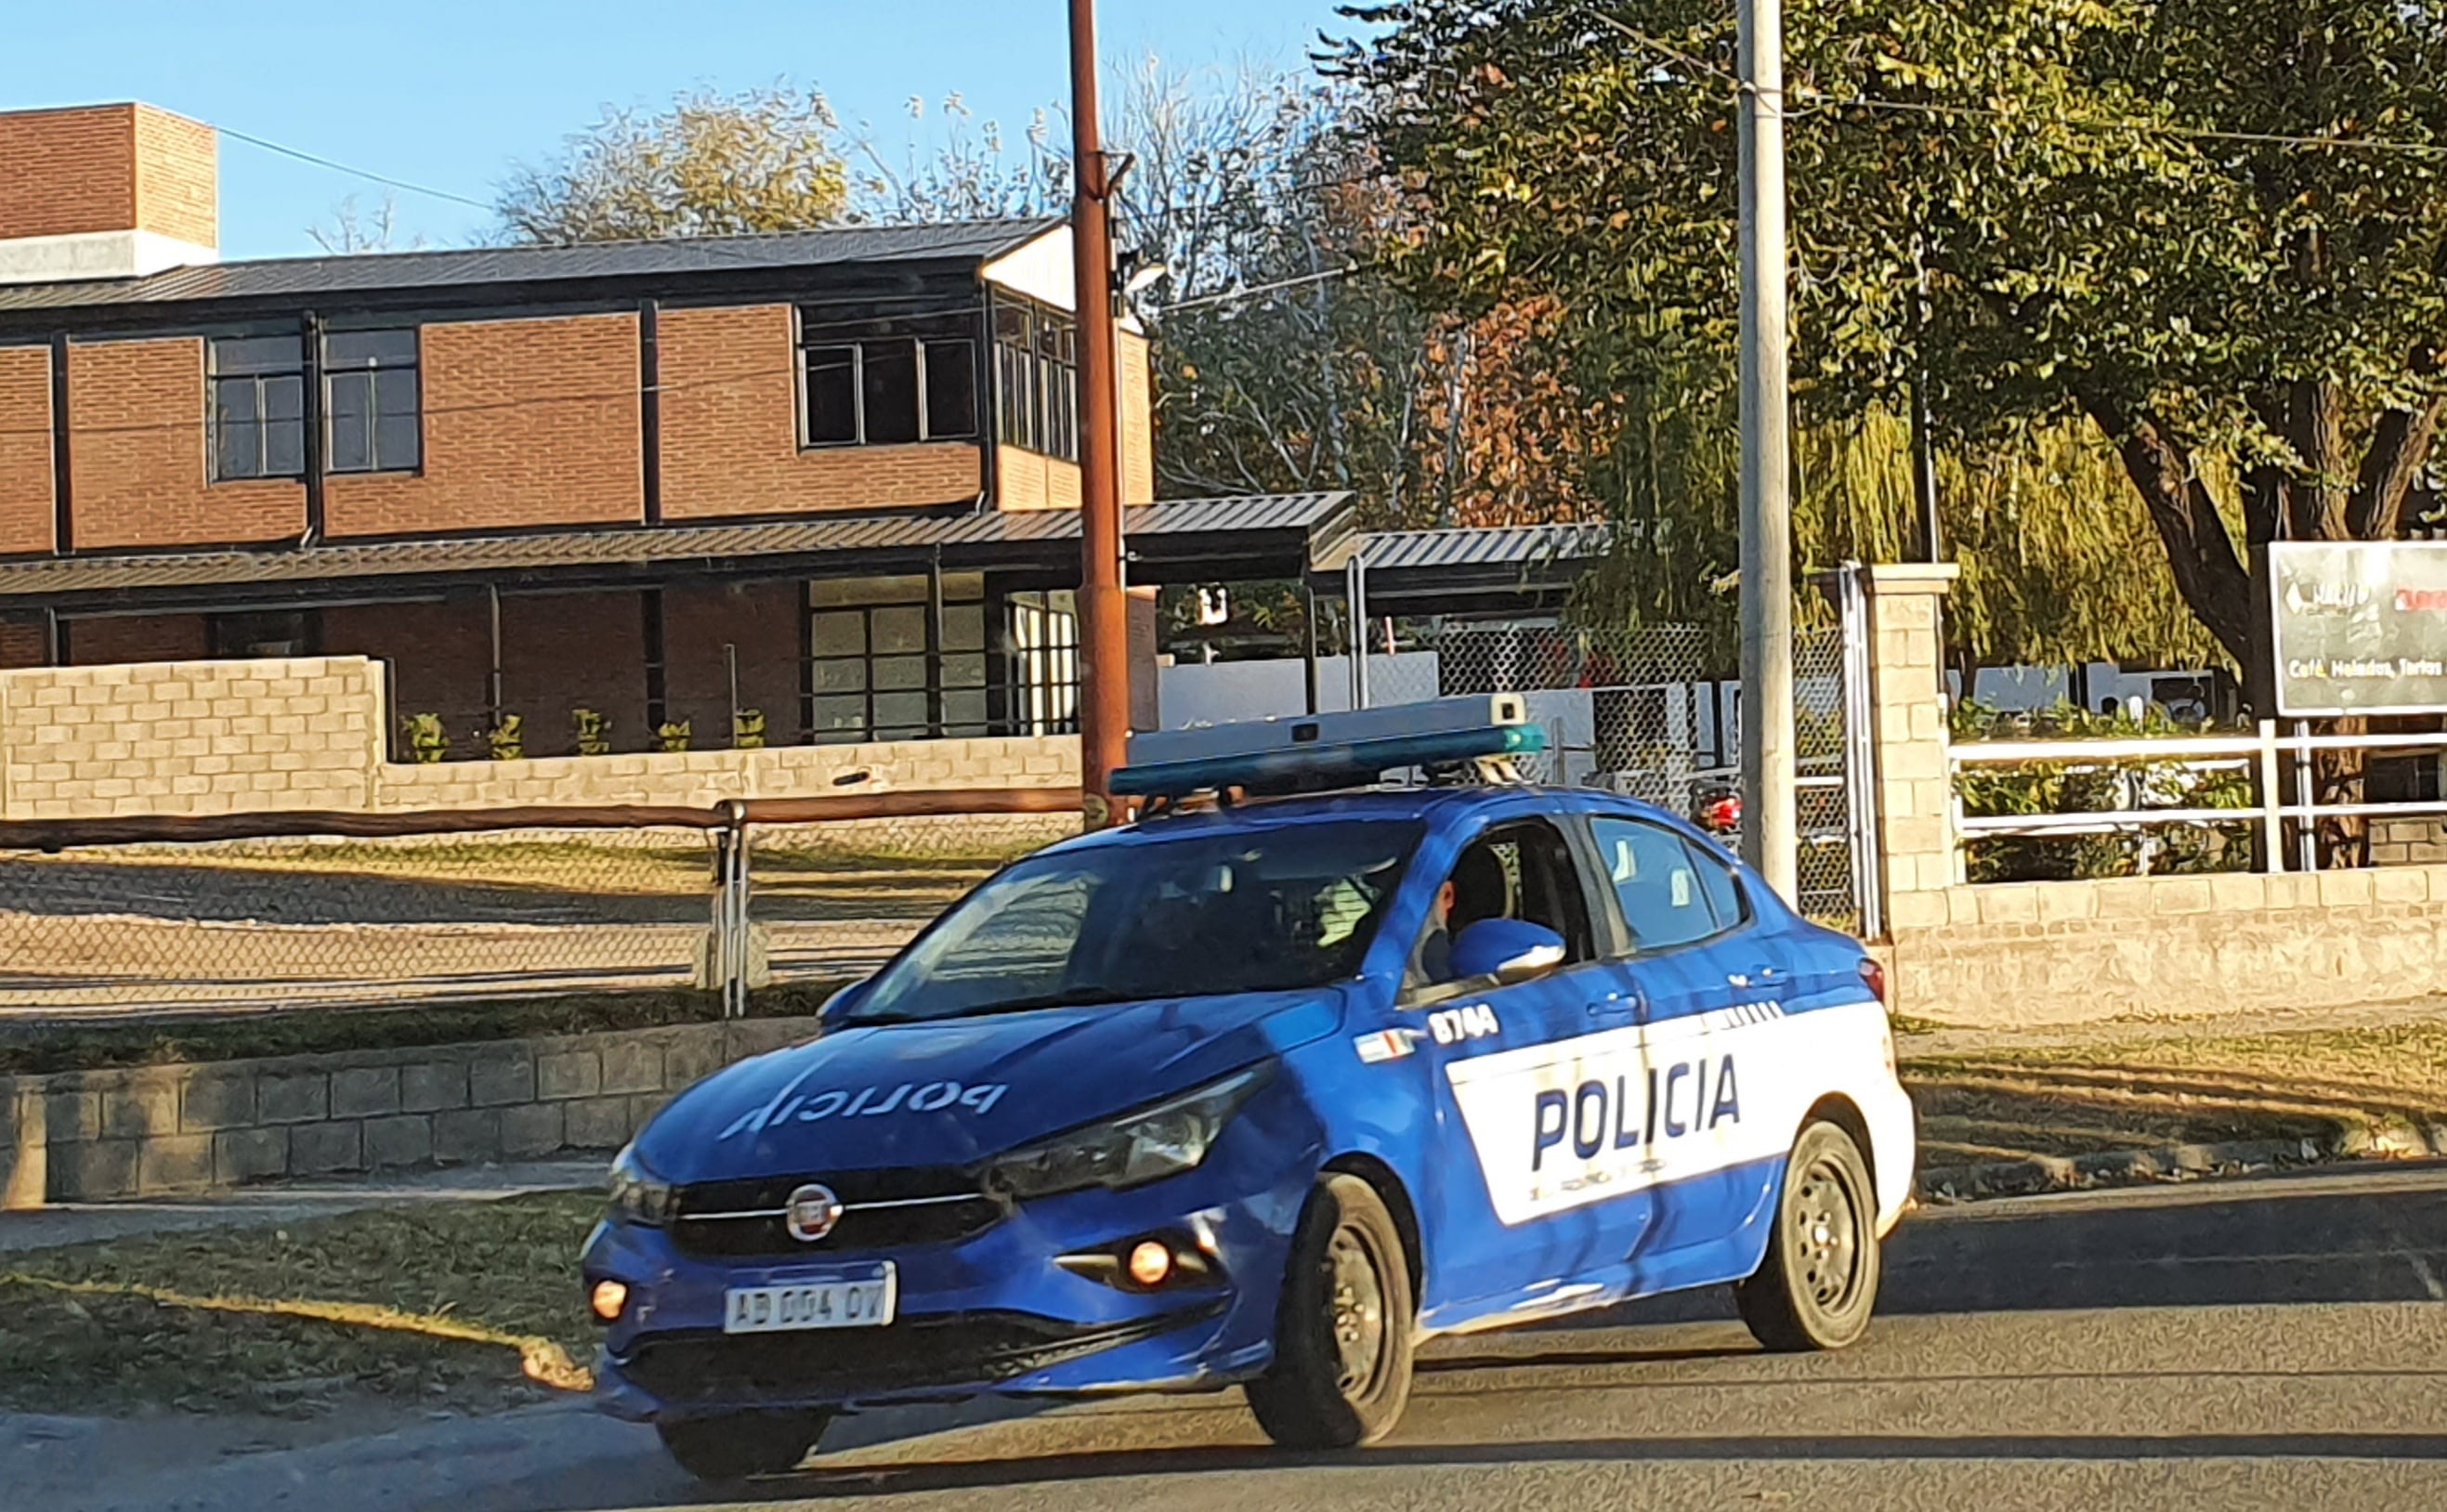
1062 784 1689 850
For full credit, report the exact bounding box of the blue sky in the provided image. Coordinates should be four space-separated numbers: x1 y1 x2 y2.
0 1 1352 260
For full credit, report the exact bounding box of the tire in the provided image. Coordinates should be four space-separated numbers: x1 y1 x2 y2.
1735 1120 1882 1353
1246 1172 1417 1450
655 1409 832 1483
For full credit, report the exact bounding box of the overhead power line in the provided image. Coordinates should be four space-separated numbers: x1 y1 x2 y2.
217 127 497 214
1150 262 1377 313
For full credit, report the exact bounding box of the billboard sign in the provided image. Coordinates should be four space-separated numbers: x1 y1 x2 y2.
2270 541 2447 716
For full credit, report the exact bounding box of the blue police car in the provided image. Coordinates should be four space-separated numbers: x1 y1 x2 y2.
582 699 1917 1480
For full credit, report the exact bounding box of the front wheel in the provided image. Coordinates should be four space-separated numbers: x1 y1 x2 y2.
1735 1119 1882 1352
1246 1172 1416 1450
655 1409 833 1483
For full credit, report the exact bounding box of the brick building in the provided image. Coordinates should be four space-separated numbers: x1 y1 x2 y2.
0 102 1350 761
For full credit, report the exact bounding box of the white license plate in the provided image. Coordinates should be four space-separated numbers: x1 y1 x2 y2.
723 1268 896 1335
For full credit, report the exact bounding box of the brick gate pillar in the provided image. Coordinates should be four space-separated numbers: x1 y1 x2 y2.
1863 564 1961 933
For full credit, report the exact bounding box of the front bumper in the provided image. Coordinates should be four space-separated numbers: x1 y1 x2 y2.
583 1122 1318 1420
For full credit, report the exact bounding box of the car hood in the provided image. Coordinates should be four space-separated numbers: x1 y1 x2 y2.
635 987 1346 1183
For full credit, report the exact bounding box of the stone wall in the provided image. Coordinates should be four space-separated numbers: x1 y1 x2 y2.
0 658 381 818
0 654 1080 820
1884 865 2447 1031
0 1017 820 1207
1861 566 2447 1030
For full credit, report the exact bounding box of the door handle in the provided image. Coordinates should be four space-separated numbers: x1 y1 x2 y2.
1588 986 1643 1017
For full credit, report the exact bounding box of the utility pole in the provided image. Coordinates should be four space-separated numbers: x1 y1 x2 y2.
1068 0 1130 823
1737 0 1798 900
1909 237 1941 564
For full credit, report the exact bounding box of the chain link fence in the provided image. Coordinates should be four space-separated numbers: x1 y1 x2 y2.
1357 612 1869 932
0 803 1077 1027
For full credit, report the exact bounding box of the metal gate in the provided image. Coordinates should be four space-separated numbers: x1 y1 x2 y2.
1348 566 1880 934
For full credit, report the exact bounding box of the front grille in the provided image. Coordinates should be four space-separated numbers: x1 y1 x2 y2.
669 1167 1002 1258
615 1305 1224 1404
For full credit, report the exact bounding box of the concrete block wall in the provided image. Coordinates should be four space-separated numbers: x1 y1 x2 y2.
1883 862 2447 1030
373 733 1080 812
0 656 383 818
1864 565 2447 1029
0 652 1080 820
0 1017 821 1206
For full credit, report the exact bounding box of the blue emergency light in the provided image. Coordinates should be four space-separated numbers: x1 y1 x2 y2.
1114 696 1547 800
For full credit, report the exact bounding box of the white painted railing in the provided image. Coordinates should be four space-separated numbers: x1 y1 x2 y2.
1948 721 2447 873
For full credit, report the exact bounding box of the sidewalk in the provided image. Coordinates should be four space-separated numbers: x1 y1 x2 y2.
0 1156 604 1255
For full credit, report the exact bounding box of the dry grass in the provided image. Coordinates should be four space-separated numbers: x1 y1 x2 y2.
0 1191 602 1417
1902 1023 2447 1167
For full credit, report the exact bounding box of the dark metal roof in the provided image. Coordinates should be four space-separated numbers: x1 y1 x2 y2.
0 218 1066 314
1305 522 1611 616
1347 522 1612 572
0 493 1354 606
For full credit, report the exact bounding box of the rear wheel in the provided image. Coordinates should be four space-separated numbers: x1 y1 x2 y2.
1735 1120 1881 1352
655 1409 832 1483
1246 1173 1416 1450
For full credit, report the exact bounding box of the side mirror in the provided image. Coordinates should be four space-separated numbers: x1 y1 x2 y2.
1451 919 1568 985
817 977 870 1027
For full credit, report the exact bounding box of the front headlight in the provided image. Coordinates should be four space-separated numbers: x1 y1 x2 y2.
985 1063 1275 1202
608 1142 677 1227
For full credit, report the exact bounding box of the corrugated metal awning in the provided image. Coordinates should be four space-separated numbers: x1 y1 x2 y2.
0 493 1355 611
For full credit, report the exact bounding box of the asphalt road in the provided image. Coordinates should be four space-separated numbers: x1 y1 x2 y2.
17 1162 2447 1512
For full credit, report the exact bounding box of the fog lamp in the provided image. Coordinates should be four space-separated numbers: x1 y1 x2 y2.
590 1279 630 1322
1127 1241 1174 1288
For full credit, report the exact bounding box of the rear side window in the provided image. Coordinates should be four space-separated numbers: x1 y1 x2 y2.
1590 816 1747 953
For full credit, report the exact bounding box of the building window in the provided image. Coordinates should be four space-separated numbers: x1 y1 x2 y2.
799 306 979 449
209 609 319 659
993 300 1079 461
807 575 990 742
209 335 305 481
1008 590 1080 735
325 329 421 473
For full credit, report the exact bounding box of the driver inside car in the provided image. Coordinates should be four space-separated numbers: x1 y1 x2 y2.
1415 843 1509 984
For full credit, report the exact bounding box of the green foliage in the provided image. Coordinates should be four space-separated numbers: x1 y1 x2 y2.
486 713 524 763
655 720 692 754
402 713 450 765
496 85 853 242
732 710 767 749
570 708 612 758
1952 700 2255 881
1341 0 2447 667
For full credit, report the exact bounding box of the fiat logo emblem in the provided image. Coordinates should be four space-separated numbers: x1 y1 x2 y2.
784 1183 843 1244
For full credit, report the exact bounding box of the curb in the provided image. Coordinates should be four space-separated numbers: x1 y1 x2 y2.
1914 1119 2447 1205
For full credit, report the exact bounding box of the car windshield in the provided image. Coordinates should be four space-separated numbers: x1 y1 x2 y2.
844 819 1425 1023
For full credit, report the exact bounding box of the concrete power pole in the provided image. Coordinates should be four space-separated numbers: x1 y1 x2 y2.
1737 0 1799 900
1068 0 1131 824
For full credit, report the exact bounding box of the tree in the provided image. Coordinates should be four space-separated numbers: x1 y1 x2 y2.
307 194 427 254
1336 0 2447 679
495 85 853 242
848 94 1071 222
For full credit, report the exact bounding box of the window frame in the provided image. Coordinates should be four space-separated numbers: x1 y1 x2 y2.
1400 815 1609 1007
988 294 1080 463
805 578 991 744
1582 813 1754 961
321 326 423 476
206 334 308 484
795 306 982 450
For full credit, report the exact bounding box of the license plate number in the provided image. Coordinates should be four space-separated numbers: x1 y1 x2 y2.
723 1269 896 1335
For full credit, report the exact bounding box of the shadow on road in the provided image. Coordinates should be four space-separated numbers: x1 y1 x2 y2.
740 1431 2447 1499
469 1166 2447 1511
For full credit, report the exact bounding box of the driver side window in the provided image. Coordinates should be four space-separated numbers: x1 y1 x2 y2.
1407 819 1596 997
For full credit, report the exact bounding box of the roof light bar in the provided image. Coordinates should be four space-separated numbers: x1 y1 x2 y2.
1115 697 1545 799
